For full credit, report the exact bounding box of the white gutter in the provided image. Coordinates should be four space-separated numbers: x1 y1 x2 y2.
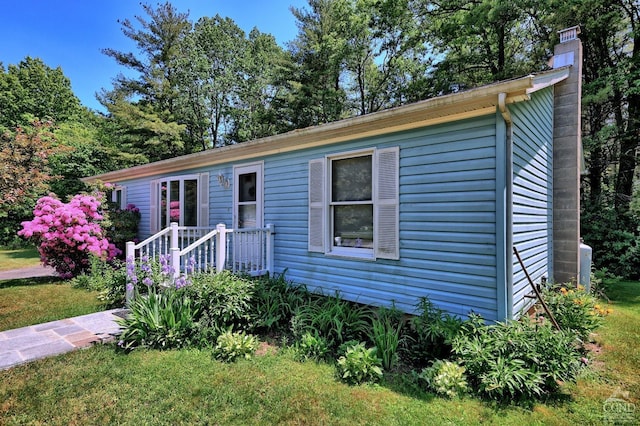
498 92 514 319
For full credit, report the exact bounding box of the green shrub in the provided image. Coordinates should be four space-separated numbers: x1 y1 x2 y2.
72 255 127 308
294 332 330 362
104 202 141 258
452 315 583 404
542 284 609 341
370 307 404 370
212 329 260 362
542 286 611 341
336 342 383 385
419 359 468 398
404 297 464 365
185 271 255 331
291 293 373 352
582 205 640 279
117 288 198 351
251 272 308 333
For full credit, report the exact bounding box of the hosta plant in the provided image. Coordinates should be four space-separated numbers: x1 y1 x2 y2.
419 359 469 398
212 329 260 362
336 342 383 385
294 332 330 362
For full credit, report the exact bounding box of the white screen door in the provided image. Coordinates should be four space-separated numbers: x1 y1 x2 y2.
233 163 263 270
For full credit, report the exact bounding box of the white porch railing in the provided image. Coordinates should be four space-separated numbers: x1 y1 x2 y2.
125 222 275 302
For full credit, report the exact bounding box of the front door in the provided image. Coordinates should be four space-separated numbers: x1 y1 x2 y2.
233 163 263 270
233 163 263 230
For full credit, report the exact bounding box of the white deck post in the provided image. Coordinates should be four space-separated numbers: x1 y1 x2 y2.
266 223 275 274
170 222 180 278
125 241 135 304
215 223 226 273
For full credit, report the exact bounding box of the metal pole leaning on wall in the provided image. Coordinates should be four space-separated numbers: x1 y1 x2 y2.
513 246 561 331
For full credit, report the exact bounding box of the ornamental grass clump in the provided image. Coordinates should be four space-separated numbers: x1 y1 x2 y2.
18 193 119 278
117 288 199 351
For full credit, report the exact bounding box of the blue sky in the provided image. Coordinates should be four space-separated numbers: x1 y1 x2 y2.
1 0 307 112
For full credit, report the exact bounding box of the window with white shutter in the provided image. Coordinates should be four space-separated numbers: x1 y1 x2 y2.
308 147 399 260
308 158 325 252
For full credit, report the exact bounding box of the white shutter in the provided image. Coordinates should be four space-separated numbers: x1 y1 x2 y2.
375 147 399 260
308 158 326 252
198 173 210 228
120 186 128 209
150 180 159 234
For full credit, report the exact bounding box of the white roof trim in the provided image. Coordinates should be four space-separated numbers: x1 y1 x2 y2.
528 66 570 94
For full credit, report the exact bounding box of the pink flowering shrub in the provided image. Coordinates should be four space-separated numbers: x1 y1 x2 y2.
18 194 120 278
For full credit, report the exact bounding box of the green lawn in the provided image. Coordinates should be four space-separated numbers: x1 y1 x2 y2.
0 277 103 331
0 280 638 424
0 246 41 271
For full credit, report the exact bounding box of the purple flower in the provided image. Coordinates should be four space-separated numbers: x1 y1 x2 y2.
160 254 174 275
174 276 191 289
143 277 153 287
126 283 134 293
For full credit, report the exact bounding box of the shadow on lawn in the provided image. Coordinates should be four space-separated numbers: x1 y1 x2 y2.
0 276 63 289
2 248 39 260
602 281 640 309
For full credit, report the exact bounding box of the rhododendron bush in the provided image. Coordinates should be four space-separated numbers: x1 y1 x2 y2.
19 193 120 278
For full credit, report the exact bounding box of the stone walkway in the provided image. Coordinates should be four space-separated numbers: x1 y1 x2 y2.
0 309 126 370
0 265 57 281
0 266 125 370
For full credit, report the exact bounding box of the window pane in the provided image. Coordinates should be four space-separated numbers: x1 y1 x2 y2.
333 205 373 248
160 182 168 227
170 181 181 223
184 179 198 226
239 172 257 202
332 155 372 202
238 205 256 228
114 189 123 208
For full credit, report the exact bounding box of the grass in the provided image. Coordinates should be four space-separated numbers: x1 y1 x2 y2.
0 277 103 331
0 279 638 425
0 246 41 271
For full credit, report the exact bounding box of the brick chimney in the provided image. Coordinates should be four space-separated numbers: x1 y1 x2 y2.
552 26 583 284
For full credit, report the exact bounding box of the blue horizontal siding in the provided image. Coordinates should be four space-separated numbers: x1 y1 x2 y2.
114 114 502 321
510 87 554 316
265 115 500 320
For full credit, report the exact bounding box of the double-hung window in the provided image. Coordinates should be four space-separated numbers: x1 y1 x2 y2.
110 185 126 209
150 173 209 232
308 147 399 260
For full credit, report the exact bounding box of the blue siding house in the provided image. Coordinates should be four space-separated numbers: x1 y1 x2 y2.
85 31 583 322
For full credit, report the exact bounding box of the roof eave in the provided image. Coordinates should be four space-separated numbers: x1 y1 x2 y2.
84 69 567 184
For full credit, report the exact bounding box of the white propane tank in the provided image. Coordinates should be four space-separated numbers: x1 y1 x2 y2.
579 242 593 292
